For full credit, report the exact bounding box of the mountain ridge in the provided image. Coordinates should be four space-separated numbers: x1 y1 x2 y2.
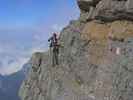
0 62 30 100
19 0 133 100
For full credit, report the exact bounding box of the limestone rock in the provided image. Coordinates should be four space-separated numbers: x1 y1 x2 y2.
19 20 133 100
78 0 133 22
19 0 133 100
77 0 101 9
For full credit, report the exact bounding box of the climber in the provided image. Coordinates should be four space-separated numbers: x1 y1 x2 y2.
48 33 59 66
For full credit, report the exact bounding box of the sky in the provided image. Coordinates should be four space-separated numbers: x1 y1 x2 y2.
0 0 80 75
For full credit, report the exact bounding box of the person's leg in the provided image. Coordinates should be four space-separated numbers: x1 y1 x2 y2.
52 48 56 66
49 47 51 64
55 48 59 65
38 58 42 67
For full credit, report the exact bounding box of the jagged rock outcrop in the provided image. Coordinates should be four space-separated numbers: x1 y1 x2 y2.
78 0 133 22
19 0 133 100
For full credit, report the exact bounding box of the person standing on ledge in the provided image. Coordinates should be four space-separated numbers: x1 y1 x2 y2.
48 33 59 66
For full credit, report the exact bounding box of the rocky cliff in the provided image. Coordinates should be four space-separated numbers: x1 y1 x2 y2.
19 0 133 100
78 0 133 22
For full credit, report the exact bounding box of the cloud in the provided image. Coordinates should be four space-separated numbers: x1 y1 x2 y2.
0 57 29 75
0 42 30 75
0 28 49 76
51 24 65 33
0 32 31 75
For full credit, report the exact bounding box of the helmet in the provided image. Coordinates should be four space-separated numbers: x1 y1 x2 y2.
53 33 57 37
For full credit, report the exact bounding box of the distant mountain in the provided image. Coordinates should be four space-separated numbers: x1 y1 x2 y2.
0 62 31 100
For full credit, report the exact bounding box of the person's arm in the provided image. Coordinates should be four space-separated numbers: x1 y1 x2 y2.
48 37 52 42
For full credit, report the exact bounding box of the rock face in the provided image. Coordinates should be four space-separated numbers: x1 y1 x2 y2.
19 0 133 100
78 0 133 22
